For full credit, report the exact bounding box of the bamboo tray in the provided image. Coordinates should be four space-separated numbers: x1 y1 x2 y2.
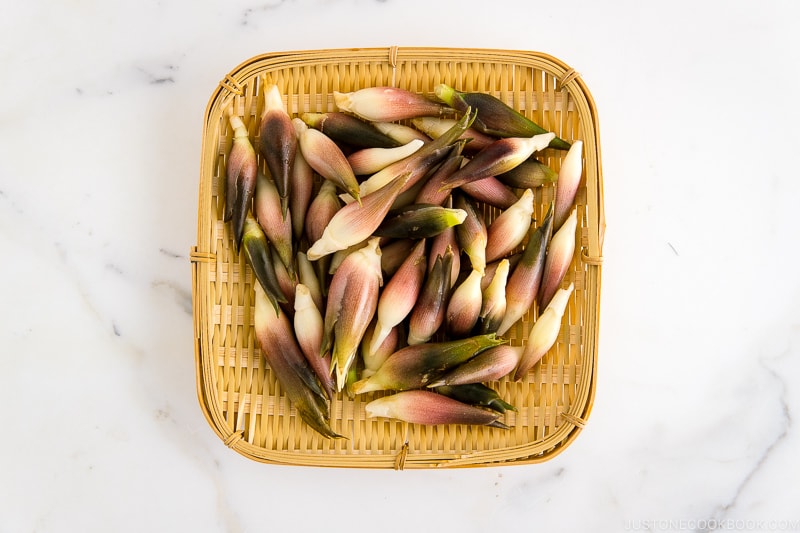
192 46 604 468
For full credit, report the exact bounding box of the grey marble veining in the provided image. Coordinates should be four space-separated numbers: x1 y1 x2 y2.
1 0 799 531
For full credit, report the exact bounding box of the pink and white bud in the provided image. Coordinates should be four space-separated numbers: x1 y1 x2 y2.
554 141 583 231
368 239 427 356
428 345 522 387
334 87 447 122
538 208 577 310
446 269 485 337
307 172 410 260
347 139 424 175
323 238 383 390
298 124 361 204
480 258 510 334
365 390 506 428
484 188 535 263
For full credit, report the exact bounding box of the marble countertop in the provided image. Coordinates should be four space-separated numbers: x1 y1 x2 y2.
2 1 799 531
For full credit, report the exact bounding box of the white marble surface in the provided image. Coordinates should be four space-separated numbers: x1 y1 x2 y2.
2 1 799 531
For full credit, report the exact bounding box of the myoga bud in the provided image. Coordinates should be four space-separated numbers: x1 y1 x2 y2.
368 240 427 357
258 83 296 216
484 188 535 263
537 208 577 310
445 269 485 337
411 117 495 151
322 238 383 391
553 141 583 231
241 214 287 315
433 83 571 150
480 258 510 334
454 193 487 275
306 172 410 261
254 284 341 438
352 334 505 394
224 111 257 250
301 111 401 148
255 172 295 280
428 345 522 387
294 284 335 400
441 133 555 190
497 158 558 189
289 118 315 241
334 87 449 122
515 283 574 380
347 139 424 176
297 120 361 205
407 248 454 346
365 390 508 429
497 204 554 336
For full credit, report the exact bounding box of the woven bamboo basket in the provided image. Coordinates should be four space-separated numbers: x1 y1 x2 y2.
192 46 604 468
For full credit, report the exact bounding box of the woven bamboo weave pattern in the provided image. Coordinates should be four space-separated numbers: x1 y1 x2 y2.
193 47 604 468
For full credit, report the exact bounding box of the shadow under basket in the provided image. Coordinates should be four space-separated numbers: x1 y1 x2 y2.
191 46 605 469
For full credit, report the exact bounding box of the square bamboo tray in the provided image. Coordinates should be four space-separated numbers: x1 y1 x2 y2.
192 46 604 468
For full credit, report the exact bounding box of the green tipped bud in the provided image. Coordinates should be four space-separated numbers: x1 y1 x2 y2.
374 204 467 239
497 158 558 189
434 384 517 413
301 111 401 148
428 345 521 387
352 333 506 394
433 83 571 150
254 284 342 438
242 214 288 315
